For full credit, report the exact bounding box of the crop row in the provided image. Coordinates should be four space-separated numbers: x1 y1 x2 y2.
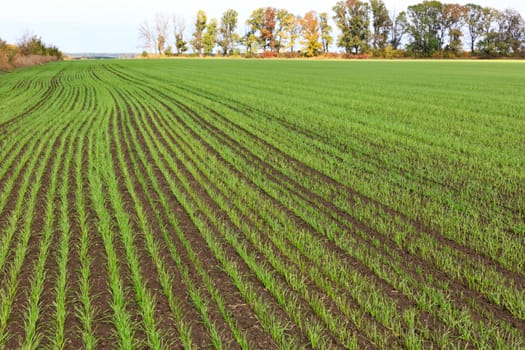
0 60 524 349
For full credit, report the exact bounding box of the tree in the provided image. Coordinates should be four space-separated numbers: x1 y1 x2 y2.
406 1 444 56
246 8 265 52
442 3 467 54
175 35 188 55
280 14 302 53
154 13 169 55
192 10 207 56
0 38 7 68
276 9 293 53
370 0 392 50
390 11 407 49
243 31 260 54
203 18 218 55
262 7 278 51
1 34 62 70
218 9 239 56
173 15 188 55
319 12 333 53
246 7 279 52
0 38 6 55
497 9 525 56
139 21 155 53
465 4 484 54
476 7 500 56
17 33 40 56
17 33 56 56
301 11 323 57
333 0 371 54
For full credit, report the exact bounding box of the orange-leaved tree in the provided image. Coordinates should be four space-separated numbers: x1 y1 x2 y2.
301 11 323 57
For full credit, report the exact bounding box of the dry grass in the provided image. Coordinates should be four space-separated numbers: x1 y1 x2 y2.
0 54 59 71
12 55 59 68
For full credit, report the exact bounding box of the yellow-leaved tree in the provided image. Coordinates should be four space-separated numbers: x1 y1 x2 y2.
301 11 323 57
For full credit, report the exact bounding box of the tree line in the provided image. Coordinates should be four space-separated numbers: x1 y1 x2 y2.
0 33 63 70
139 0 525 58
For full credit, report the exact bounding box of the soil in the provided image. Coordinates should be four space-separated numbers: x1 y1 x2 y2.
1 63 523 349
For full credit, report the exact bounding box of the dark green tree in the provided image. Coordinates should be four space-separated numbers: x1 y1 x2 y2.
370 0 392 50
333 0 371 54
476 7 500 56
203 18 218 55
465 4 484 54
218 9 239 56
496 9 525 56
173 15 188 55
17 34 47 56
406 1 444 56
175 34 187 55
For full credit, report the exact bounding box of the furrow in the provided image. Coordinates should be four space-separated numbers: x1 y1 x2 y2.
0 68 65 133
118 89 273 349
126 90 306 348
0 112 74 348
132 89 376 348
134 89 385 349
107 87 181 349
106 64 525 279
87 101 138 349
76 92 113 349
47 86 93 349
128 80 521 347
177 93 525 317
173 97 525 340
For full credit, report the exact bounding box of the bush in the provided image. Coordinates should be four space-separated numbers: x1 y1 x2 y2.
260 50 278 58
342 53 371 59
12 54 58 68
0 39 7 69
320 52 341 59
278 51 301 59
0 34 62 71
370 48 385 58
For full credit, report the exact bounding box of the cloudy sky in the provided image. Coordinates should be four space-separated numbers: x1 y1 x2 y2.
1 0 524 53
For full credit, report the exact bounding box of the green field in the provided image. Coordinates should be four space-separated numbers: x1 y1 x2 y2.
0 59 524 349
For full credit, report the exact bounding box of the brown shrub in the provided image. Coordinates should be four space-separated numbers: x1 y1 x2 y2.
278 51 301 59
341 53 372 59
259 51 278 58
12 54 58 68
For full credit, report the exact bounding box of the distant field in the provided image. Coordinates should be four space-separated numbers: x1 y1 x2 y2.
0 59 524 349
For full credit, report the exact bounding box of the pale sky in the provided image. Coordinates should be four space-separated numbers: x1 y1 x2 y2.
1 0 524 53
